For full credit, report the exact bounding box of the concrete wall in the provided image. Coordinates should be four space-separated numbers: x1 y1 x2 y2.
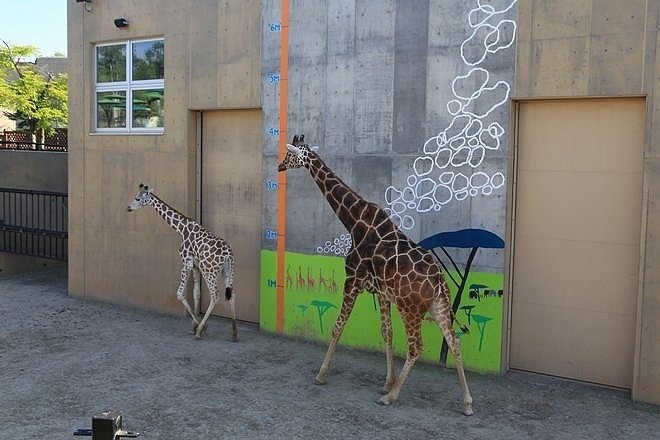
262 0 515 271
259 0 516 374
67 0 660 402
0 151 67 273
515 0 659 405
67 0 261 314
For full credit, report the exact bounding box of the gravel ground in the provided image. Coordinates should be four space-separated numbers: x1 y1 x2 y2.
0 267 658 439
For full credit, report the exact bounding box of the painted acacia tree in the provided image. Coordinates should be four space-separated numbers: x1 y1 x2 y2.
0 40 67 147
419 228 505 365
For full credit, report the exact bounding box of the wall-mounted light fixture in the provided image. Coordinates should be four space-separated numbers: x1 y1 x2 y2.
114 18 129 28
76 0 92 12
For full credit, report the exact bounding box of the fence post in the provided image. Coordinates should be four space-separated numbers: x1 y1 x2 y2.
35 130 43 151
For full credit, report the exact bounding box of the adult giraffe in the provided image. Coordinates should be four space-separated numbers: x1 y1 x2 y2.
278 135 473 415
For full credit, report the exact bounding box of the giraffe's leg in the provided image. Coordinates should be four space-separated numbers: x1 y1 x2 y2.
315 283 360 385
430 300 474 416
195 272 219 339
176 264 200 328
196 295 218 340
378 314 423 406
378 296 395 394
189 268 201 334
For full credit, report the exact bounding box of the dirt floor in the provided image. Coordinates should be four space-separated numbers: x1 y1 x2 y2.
0 268 658 439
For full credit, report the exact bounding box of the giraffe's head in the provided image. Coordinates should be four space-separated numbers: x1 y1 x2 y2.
277 134 319 172
126 183 155 212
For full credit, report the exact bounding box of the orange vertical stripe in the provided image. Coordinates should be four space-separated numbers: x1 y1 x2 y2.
276 0 289 333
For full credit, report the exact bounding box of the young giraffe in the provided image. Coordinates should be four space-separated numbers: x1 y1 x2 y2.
278 135 473 415
126 184 238 341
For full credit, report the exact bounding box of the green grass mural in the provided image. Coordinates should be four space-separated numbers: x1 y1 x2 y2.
261 250 503 373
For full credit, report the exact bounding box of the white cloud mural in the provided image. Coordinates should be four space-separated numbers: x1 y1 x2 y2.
385 0 517 230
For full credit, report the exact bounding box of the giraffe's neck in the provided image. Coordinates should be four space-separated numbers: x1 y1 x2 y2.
150 196 193 237
307 154 367 232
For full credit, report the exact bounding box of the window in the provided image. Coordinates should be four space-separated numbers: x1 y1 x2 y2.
94 38 164 133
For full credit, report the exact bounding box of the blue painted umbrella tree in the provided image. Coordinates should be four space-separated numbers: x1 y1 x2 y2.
419 228 505 365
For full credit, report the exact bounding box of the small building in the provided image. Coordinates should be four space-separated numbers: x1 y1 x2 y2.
67 0 660 404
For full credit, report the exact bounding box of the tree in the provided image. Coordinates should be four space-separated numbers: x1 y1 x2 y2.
419 228 505 365
0 40 68 148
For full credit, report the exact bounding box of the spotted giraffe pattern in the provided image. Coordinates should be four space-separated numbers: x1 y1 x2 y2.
127 184 238 341
278 135 473 415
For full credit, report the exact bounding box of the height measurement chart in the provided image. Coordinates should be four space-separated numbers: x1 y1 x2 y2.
274 1 289 333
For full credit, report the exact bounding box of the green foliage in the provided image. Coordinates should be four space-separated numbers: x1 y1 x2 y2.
0 40 68 135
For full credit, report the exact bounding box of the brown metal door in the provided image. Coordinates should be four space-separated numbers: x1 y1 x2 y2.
201 109 262 323
510 99 644 388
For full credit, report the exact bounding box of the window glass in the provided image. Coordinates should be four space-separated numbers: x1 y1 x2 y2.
96 45 127 83
132 89 164 128
94 39 164 133
132 40 164 81
96 91 126 128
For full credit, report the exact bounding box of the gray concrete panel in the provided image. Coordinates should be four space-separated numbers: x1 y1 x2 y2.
327 0 357 57
289 1 328 64
353 51 395 153
355 0 396 53
428 0 475 48
351 155 392 205
324 56 356 154
288 63 328 141
392 0 430 154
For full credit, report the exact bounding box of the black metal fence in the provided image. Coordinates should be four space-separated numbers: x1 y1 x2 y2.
0 188 68 261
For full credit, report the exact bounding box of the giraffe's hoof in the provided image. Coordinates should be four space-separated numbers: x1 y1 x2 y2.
462 405 474 416
195 324 208 338
314 377 327 386
230 334 238 343
194 333 202 340
376 396 392 406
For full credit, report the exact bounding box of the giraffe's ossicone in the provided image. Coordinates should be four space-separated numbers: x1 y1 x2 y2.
127 183 238 342
278 135 473 416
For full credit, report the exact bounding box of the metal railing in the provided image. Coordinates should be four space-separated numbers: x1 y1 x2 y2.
0 188 68 261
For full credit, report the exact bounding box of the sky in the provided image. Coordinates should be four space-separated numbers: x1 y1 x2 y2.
1 0 67 59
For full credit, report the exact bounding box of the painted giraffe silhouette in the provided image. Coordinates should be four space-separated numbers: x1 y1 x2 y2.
318 268 328 292
278 135 473 415
296 266 305 290
329 269 338 293
307 267 316 290
127 184 238 341
286 264 293 289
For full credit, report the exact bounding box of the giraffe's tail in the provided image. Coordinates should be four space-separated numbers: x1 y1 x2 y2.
429 294 469 334
451 309 469 334
223 257 234 301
